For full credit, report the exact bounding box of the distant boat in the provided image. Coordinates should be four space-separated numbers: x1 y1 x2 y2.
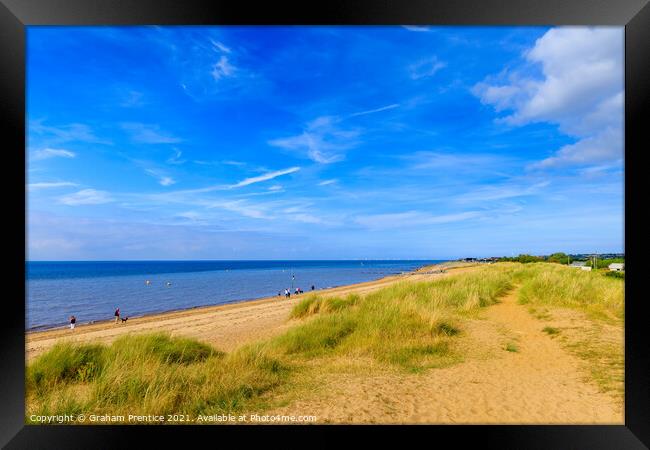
165 281 172 287
145 280 152 286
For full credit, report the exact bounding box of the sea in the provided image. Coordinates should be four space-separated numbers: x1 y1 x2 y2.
26 260 445 331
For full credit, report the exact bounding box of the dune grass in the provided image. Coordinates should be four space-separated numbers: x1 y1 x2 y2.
516 263 624 323
26 334 288 421
275 267 513 372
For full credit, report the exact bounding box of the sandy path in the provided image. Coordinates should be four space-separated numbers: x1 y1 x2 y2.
269 288 623 424
26 265 471 361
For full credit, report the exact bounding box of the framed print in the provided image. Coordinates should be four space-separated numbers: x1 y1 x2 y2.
1 0 648 447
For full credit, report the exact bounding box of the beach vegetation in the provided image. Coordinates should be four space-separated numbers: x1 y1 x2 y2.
542 326 560 336
26 333 286 421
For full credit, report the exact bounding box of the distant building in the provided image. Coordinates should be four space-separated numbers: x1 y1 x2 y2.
609 263 625 272
570 261 587 268
580 266 592 271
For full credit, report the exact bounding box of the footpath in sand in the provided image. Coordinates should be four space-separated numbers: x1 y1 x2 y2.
269 287 623 424
25 265 467 361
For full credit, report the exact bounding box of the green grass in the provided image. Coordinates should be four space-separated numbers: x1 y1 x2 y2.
542 326 560 336
516 263 624 323
273 266 513 372
605 271 624 280
26 333 287 421
504 343 519 353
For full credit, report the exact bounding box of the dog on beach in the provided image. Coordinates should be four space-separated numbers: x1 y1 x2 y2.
120 317 129 323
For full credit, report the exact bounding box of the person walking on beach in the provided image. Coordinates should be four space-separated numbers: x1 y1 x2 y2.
114 308 120 323
69 315 76 330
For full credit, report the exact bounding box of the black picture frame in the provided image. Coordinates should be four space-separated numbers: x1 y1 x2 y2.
1 0 648 447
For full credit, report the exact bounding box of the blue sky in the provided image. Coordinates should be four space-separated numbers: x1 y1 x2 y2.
26 26 624 260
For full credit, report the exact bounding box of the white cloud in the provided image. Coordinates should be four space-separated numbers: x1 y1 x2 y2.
472 27 623 169
211 40 231 54
530 127 623 170
269 116 360 164
222 160 246 167
58 189 113 206
409 57 446 80
28 181 78 190
121 123 182 144
166 148 186 165
402 26 432 32
211 56 236 80
455 181 550 203
318 179 338 186
270 104 395 164
348 104 400 118
145 168 176 186
31 148 76 161
231 167 300 188
354 211 481 230
206 200 268 219
407 151 511 171
29 121 109 145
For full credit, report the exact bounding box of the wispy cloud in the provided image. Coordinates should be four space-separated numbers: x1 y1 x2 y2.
166 148 186 165
121 122 182 144
354 211 481 230
231 167 300 188
402 26 432 32
318 179 338 186
348 104 400 118
222 160 247 167
211 55 236 80
58 189 113 206
406 151 513 173
145 168 176 186
29 121 110 145
210 39 231 54
27 181 78 190
269 116 360 164
31 148 76 161
455 181 550 203
409 57 446 79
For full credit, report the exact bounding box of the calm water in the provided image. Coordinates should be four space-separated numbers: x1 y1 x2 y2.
26 260 444 330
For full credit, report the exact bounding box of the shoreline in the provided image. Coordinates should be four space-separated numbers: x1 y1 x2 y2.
26 261 450 333
26 261 467 360
26 261 446 333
